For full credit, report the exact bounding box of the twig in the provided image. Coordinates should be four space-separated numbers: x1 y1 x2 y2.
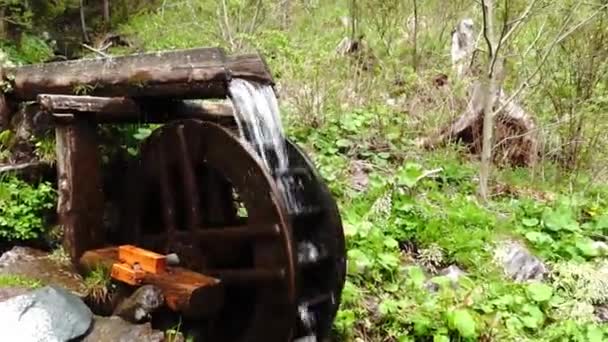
82 44 110 58
490 2 606 118
0 162 45 174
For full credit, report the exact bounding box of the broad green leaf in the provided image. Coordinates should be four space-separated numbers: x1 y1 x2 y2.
525 231 553 244
520 304 544 329
398 163 424 188
576 238 601 257
527 282 553 302
448 309 476 338
336 139 352 148
542 207 579 231
587 325 604 342
407 266 426 287
346 249 372 275
433 335 450 342
522 217 539 227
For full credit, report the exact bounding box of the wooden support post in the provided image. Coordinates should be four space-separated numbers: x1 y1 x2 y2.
56 116 104 262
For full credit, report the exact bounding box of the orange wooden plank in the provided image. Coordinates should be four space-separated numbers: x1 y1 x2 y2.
117 245 167 274
111 262 145 286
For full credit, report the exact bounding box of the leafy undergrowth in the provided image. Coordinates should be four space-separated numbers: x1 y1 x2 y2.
0 176 56 241
287 113 608 341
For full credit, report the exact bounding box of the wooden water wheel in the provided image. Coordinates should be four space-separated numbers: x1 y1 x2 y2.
118 119 346 341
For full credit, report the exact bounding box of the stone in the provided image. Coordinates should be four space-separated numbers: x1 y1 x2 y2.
0 285 93 341
83 316 165 342
0 246 87 296
439 265 467 285
494 240 547 282
113 285 165 324
595 305 608 322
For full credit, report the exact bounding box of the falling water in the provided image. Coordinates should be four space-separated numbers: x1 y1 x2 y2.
228 78 302 213
228 78 318 341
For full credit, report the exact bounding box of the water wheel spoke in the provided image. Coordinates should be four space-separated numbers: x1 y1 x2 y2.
142 224 280 244
300 293 334 308
158 145 178 238
177 124 202 230
205 268 285 284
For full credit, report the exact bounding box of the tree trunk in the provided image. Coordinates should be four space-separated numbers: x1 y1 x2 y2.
103 0 111 29
479 0 496 201
412 0 419 72
80 0 90 42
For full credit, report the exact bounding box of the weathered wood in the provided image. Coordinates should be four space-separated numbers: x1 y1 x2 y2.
36 94 236 126
56 116 104 262
226 53 275 85
80 247 224 318
4 47 274 101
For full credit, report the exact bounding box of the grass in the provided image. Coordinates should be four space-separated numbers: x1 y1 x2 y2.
83 265 112 304
0 274 43 289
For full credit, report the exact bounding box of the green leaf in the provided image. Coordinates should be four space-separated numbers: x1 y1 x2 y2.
576 238 601 257
522 217 539 227
407 266 426 287
347 249 372 275
336 138 352 148
398 163 423 188
525 231 553 244
542 207 579 231
433 335 450 342
526 282 553 302
448 309 476 338
520 304 544 329
587 325 604 342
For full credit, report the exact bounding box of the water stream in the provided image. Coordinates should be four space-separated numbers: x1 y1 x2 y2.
228 78 302 214
228 78 318 341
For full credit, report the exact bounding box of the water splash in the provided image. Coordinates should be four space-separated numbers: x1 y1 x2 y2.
228 78 302 213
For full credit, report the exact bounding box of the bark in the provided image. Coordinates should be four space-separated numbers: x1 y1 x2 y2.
4 48 274 101
37 94 236 126
56 117 104 262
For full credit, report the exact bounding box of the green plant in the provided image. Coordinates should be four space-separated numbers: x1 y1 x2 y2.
0 176 56 241
0 274 42 288
83 265 112 304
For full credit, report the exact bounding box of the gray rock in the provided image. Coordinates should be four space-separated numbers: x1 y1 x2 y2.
0 285 93 341
0 246 86 296
595 305 608 322
83 316 165 342
494 240 547 282
113 285 165 323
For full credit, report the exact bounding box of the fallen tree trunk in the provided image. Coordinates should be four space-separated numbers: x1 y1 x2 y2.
3 47 273 102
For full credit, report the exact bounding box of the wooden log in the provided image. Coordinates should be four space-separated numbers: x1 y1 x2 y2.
4 47 274 101
226 53 275 85
80 247 224 318
56 116 104 262
37 94 236 126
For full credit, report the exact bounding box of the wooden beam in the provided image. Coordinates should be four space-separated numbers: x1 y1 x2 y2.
37 94 236 126
4 47 274 101
56 116 104 262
